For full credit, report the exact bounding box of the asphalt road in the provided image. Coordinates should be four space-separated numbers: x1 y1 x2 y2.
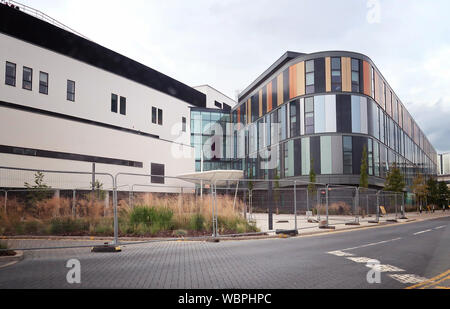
0 216 449 289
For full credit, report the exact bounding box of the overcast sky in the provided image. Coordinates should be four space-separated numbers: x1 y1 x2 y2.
19 0 450 153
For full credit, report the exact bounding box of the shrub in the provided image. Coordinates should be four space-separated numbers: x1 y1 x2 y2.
50 217 89 235
129 205 174 232
189 213 205 231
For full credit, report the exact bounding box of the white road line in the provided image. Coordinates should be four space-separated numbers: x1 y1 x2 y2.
365 264 405 272
413 229 432 235
327 250 354 257
389 274 428 284
340 237 402 251
434 226 446 230
346 257 372 263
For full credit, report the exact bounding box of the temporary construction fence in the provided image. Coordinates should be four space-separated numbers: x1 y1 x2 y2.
0 165 411 252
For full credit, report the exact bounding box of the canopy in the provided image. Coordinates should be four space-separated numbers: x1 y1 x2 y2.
176 170 244 187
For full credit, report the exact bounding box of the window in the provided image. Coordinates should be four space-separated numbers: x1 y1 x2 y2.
289 100 299 137
22 67 32 90
182 117 186 132
65 80 75 101
368 138 373 175
304 97 314 134
351 59 359 92
151 163 165 184
5 62 16 86
152 107 157 123
158 108 163 125
111 94 118 113
305 60 315 94
152 107 163 125
120 96 126 115
39 72 48 95
331 57 341 91
343 136 352 174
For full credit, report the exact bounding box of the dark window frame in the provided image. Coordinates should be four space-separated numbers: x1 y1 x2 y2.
305 60 315 94
119 96 126 115
182 117 187 132
351 58 360 92
157 108 163 125
331 57 342 92
343 136 353 174
67 80 75 102
111 93 118 113
22 66 33 91
39 71 49 95
151 163 165 184
152 107 157 124
5 61 16 87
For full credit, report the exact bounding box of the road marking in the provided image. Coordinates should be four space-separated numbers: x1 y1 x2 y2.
341 237 402 251
365 264 404 272
434 225 446 230
406 270 450 289
389 274 427 284
327 250 354 257
413 229 432 235
346 257 373 263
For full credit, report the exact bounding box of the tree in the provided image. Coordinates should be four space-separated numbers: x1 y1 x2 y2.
360 144 369 190
437 181 449 209
410 173 428 210
89 180 106 201
24 171 53 216
426 177 439 207
308 158 317 213
384 163 405 193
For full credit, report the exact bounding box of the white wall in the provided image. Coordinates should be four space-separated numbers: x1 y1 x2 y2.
0 32 192 145
0 33 198 192
194 85 236 110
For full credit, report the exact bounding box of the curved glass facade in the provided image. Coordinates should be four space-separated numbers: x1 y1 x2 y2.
232 51 438 189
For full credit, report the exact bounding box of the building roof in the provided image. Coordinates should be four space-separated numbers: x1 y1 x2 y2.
0 3 206 108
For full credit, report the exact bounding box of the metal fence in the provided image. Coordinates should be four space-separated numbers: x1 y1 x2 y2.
0 165 412 251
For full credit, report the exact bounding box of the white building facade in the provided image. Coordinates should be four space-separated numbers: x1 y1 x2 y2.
0 4 210 192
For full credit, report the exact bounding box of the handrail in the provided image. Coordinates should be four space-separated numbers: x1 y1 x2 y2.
1 0 91 41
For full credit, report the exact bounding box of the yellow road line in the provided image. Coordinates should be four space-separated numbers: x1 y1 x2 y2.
406 270 450 289
419 274 450 289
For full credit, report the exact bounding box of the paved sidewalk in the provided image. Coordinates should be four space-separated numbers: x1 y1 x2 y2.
248 210 450 236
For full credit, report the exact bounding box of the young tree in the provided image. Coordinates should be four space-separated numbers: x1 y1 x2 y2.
384 163 405 193
308 158 317 213
411 173 428 210
360 144 369 190
24 171 53 216
426 177 439 207
437 181 449 210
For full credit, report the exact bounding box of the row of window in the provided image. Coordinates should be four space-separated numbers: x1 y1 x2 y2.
5 62 190 131
245 135 434 185
234 56 436 167
239 94 435 173
5 61 76 101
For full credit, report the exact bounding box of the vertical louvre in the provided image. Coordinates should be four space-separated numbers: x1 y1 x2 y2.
296 61 305 96
325 57 331 92
342 57 352 92
277 73 283 106
363 61 371 97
